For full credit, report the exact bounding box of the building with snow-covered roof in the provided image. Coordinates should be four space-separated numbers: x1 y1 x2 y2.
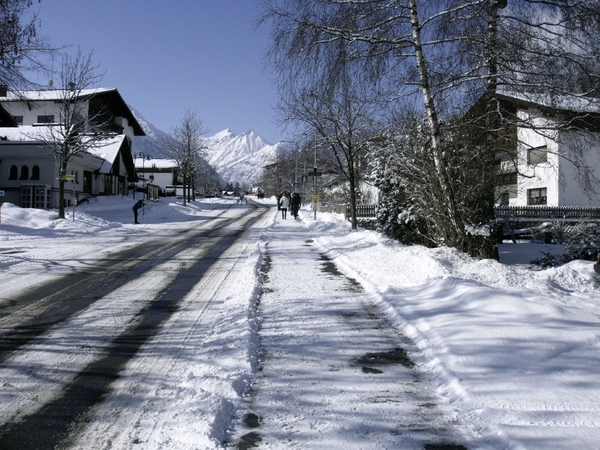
477 92 600 207
0 87 145 208
1 87 143 138
134 157 179 198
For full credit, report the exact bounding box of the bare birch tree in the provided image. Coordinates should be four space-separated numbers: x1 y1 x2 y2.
279 58 380 229
31 50 109 219
157 109 206 207
261 0 600 257
0 0 55 89
264 2 385 229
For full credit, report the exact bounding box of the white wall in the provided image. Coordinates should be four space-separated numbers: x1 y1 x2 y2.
140 172 174 191
3 99 90 126
115 116 136 143
558 130 600 206
515 111 560 206
513 111 600 207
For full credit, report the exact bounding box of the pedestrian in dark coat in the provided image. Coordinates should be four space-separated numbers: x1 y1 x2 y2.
133 199 145 224
291 192 301 219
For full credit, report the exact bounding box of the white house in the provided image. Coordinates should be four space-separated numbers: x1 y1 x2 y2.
134 157 179 198
0 87 145 208
494 92 600 207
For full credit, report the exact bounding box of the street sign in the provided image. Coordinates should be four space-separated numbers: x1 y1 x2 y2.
293 182 299 189
0 190 4 196
62 175 75 181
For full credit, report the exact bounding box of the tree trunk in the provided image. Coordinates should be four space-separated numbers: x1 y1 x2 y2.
182 174 187 207
58 157 68 219
477 0 504 259
409 0 463 248
348 163 358 231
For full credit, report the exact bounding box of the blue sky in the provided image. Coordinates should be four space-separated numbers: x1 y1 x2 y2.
34 1 284 143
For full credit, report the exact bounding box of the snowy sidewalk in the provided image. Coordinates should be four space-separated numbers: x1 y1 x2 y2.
231 210 467 449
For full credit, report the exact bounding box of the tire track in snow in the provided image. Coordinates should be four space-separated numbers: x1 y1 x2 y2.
62 208 271 450
0 214 229 360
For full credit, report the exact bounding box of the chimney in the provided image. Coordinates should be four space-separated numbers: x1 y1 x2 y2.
0 85 7 97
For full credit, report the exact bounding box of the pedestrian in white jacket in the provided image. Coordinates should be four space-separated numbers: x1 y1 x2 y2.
279 194 290 219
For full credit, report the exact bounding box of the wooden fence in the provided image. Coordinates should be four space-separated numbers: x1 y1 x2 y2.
495 206 600 221
345 204 378 220
339 204 600 224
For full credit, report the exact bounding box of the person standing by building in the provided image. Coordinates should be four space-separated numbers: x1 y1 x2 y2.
133 199 145 224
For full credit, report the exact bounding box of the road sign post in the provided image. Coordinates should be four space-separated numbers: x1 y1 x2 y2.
309 168 321 220
62 176 76 222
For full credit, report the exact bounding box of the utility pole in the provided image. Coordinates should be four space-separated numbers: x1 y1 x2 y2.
311 144 319 220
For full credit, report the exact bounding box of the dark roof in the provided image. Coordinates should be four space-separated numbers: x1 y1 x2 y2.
496 91 600 115
0 103 17 127
2 88 145 136
465 90 600 132
88 88 146 136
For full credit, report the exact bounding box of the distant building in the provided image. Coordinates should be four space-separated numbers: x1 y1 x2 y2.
134 157 179 199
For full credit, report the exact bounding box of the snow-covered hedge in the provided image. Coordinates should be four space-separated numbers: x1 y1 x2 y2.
532 222 600 268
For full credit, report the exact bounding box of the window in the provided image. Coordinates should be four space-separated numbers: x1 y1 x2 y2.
497 172 518 186
496 147 517 162
9 165 17 180
36 115 55 124
528 187 547 205
500 192 510 206
31 165 40 180
528 145 548 165
13 115 23 125
19 165 29 180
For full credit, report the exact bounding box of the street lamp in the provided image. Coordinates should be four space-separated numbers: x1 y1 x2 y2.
280 139 300 193
311 135 320 220
136 152 146 200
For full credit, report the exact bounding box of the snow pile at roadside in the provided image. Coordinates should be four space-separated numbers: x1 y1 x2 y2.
0 196 218 239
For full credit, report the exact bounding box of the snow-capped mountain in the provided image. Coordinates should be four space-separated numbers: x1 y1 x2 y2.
130 107 169 157
130 107 280 187
203 129 281 186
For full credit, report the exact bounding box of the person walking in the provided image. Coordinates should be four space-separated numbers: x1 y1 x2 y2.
291 192 301 219
279 193 290 219
133 199 145 224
